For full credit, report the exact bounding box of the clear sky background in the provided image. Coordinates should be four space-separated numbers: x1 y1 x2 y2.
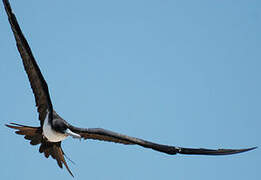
1 0 260 179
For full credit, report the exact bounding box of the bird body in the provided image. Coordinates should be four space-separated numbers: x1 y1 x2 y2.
43 110 68 142
3 0 256 177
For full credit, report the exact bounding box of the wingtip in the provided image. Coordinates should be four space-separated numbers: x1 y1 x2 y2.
214 146 258 155
244 146 258 152
219 146 257 155
5 123 16 128
177 146 257 156
230 146 257 155
236 146 257 153
5 123 23 128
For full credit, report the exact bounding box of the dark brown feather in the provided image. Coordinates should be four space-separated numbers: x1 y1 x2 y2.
6 123 73 177
80 133 134 144
39 141 74 177
3 0 53 126
3 0 256 177
3 0 73 176
6 123 42 145
70 125 257 156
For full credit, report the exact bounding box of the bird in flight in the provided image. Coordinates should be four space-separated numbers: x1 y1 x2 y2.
3 0 256 177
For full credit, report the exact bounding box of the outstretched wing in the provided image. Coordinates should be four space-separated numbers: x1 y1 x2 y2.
6 123 73 177
69 125 256 155
3 0 53 126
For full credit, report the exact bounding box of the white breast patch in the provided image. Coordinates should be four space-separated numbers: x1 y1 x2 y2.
42 111 68 142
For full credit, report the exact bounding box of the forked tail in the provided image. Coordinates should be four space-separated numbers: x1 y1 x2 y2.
6 123 74 177
6 123 42 145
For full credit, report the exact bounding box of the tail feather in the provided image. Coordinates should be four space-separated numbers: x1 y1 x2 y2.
6 123 74 177
39 141 74 177
6 123 42 145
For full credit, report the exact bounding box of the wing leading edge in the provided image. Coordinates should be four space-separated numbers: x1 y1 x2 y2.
3 0 71 175
69 125 257 155
3 0 53 126
3 0 256 177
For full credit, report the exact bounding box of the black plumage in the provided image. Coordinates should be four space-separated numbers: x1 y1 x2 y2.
3 0 256 177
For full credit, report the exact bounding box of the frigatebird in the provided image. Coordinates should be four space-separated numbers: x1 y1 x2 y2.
3 0 256 177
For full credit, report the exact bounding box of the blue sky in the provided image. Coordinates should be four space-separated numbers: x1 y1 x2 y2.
1 0 260 179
